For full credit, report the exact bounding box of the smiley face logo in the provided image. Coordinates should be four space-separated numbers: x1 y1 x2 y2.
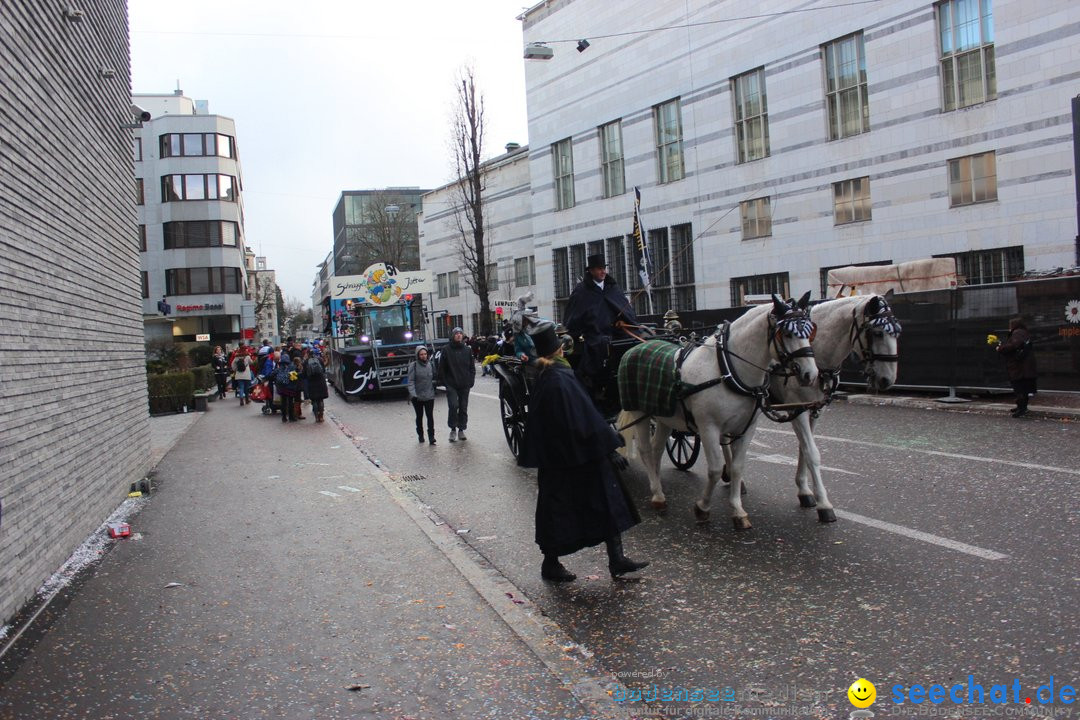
848 679 876 708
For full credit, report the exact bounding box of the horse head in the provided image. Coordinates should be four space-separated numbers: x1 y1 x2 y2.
770 294 818 387
859 291 902 390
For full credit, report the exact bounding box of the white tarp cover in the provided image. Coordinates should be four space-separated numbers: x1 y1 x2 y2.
826 258 958 297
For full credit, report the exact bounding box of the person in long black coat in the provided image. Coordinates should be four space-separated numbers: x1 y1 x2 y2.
996 317 1038 417
564 254 640 399
518 321 648 582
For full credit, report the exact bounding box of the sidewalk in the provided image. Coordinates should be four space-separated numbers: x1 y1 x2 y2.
835 388 1080 420
0 402 625 720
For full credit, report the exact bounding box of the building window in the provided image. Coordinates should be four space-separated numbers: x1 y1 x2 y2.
733 68 770 163
605 236 626 286
740 197 772 239
948 151 996 206
135 178 144 206
165 267 242 296
823 32 869 140
486 263 498 291
600 120 625 198
133 138 142 163
161 174 237 202
514 256 536 287
437 273 448 299
159 133 236 159
934 245 1022 285
448 270 460 297
654 98 685 183
552 247 570 317
569 244 587 284
937 0 995 111
552 138 575 210
163 221 241 249
138 224 147 252
141 271 148 299
671 223 696 311
834 177 872 224
730 272 790 307
649 228 671 315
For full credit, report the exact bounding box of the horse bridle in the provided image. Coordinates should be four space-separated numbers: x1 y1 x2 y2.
849 304 901 377
769 307 817 379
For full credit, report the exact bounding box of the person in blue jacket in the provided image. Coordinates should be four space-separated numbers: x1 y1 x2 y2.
258 346 277 414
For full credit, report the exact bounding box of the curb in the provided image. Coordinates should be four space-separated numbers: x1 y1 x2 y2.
834 393 1080 420
327 411 635 720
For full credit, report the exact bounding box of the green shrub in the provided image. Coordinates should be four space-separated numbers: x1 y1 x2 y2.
147 371 196 415
146 360 170 375
190 364 214 390
188 345 213 367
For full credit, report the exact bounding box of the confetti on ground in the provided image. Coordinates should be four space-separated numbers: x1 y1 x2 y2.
163 582 183 589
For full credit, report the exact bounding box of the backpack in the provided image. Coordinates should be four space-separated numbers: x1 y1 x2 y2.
305 358 325 380
234 356 247 372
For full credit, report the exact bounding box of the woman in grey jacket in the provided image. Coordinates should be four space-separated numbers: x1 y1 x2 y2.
407 346 437 444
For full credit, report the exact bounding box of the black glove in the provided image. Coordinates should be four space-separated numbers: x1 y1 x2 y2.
609 451 629 472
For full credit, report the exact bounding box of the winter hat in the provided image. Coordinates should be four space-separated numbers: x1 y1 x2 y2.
528 320 560 357
451 327 464 336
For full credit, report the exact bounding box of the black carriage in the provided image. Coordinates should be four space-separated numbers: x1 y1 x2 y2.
490 334 701 470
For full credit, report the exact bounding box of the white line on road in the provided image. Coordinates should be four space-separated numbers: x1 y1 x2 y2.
748 452 857 475
757 427 1080 476
472 391 500 401
834 510 1009 560
337 485 361 493
318 490 341 497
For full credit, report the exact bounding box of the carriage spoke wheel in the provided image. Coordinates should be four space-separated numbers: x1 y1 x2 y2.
665 431 701 471
499 384 525 458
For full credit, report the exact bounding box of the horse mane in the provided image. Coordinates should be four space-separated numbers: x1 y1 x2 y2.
808 295 883 368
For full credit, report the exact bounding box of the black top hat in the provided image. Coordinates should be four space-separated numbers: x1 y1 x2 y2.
586 254 607 270
528 320 561 357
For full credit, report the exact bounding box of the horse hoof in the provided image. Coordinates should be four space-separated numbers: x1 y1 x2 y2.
732 516 752 531
798 494 817 508
693 504 710 523
817 508 837 523
651 499 668 513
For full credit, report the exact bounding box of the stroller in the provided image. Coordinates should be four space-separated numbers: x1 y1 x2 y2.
251 380 283 415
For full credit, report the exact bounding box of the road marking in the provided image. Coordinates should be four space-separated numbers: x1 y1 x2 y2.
834 510 1009 560
748 452 858 475
318 475 344 480
318 490 341 497
757 427 1080 476
472 391 500 401
337 485 361 493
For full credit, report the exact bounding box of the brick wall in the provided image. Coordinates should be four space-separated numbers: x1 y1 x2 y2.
0 0 150 624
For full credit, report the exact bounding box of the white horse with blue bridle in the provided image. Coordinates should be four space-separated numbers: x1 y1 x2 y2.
618 296 819 531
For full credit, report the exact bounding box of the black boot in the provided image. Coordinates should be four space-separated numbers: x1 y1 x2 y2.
606 535 649 578
541 555 576 582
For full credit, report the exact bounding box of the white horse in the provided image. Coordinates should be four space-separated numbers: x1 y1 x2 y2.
618 296 819 531
760 292 902 522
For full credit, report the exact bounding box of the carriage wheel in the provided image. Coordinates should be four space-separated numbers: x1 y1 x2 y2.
665 431 701 471
499 383 526 458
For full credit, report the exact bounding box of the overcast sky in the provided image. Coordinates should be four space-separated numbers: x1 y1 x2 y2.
129 0 531 303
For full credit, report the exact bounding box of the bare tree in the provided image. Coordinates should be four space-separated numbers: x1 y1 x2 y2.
281 296 309 338
349 190 420 270
449 65 493 335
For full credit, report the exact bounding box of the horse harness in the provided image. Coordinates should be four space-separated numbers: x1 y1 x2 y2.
668 309 817 442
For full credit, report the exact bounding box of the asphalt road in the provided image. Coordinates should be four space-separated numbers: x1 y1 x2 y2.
332 374 1080 715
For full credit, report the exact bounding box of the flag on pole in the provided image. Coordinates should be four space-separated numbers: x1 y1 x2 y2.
631 187 653 302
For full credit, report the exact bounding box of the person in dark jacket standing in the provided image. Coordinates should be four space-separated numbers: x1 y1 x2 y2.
564 254 641 401
273 356 301 423
407 346 437 444
301 348 329 422
211 346 229 399
996 317 1038 417
258 345 277 415
518 320 648 582
436 327 475 442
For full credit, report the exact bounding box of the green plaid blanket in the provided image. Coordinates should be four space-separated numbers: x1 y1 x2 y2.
617 339 682 416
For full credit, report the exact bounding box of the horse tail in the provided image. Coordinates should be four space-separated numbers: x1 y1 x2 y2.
617 410 641 459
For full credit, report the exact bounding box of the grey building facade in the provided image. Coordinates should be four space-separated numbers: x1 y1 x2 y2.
0 1 150 624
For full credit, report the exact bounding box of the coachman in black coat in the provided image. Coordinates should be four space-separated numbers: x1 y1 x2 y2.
518 321 648 582
564 255 640 400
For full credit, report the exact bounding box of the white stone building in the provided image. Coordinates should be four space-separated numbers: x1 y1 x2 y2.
419 144 536 337
252 257 280 346
134 91 253 347
422 0 1080 326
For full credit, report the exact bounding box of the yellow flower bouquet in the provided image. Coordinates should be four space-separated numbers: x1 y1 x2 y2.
986 334 999 346
289 370 299 381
